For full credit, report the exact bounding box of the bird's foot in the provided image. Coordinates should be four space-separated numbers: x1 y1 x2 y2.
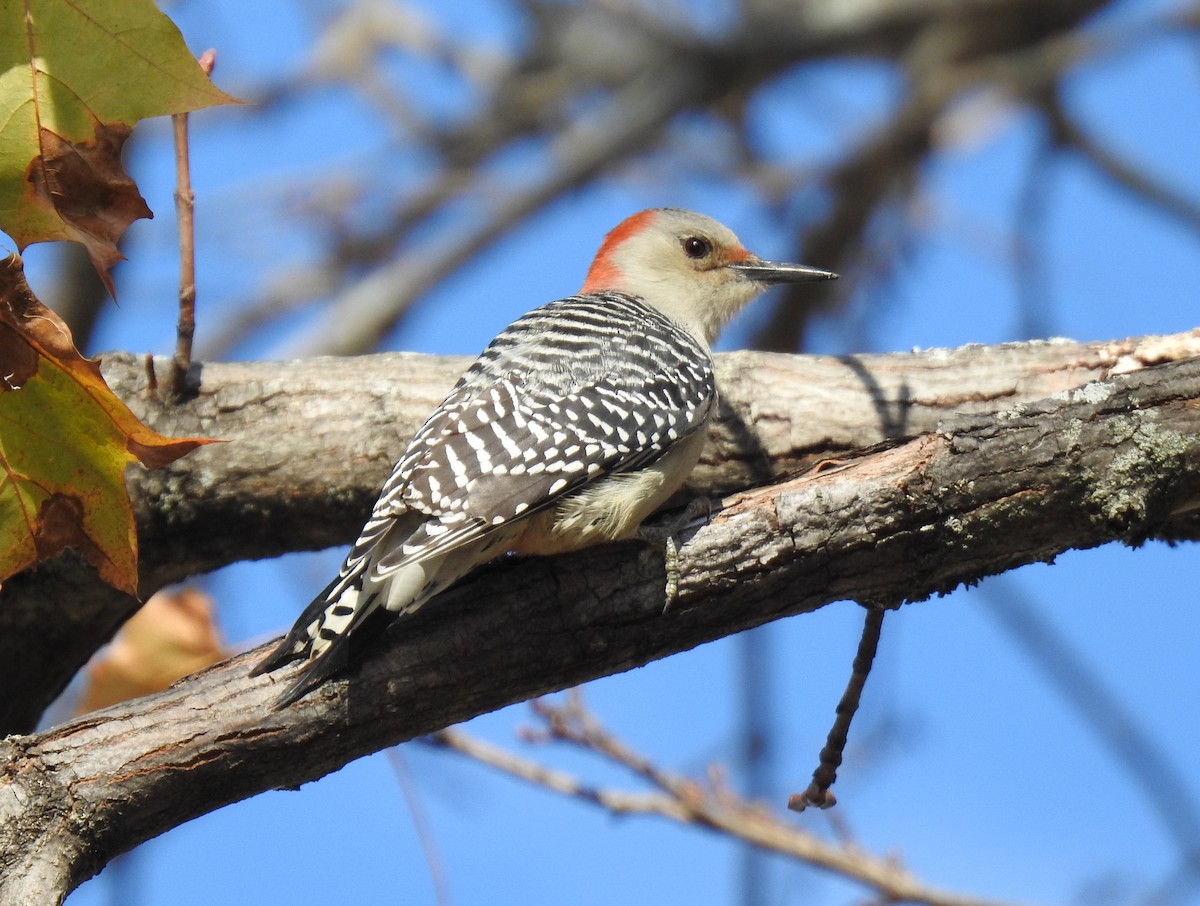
637 497 716 613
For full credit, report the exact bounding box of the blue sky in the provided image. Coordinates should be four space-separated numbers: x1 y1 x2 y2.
31 1 1200 904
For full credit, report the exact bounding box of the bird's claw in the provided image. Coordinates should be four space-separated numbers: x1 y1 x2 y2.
637 497 716 613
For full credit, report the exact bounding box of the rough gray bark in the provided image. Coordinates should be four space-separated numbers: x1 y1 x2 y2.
2 330 1197 733
2 342 1199 904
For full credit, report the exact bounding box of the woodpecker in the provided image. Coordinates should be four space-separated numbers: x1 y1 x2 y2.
253 208 836 705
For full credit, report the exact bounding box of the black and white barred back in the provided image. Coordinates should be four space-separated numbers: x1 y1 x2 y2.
254 292 717 704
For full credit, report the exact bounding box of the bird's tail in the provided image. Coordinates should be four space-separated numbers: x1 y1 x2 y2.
251 562 395 707
252 547 462 707
253 525 518 707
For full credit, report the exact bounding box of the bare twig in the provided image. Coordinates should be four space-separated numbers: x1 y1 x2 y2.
281 64 708 357
429 699 1019 906
170 50 216 399
209 0 1200 364
1047 98 1200 237
789 606 887 811
755 0 1200 352
1012 132 1058 340
384 748 453 906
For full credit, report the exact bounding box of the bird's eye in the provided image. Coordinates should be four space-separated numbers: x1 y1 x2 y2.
683 236 711 259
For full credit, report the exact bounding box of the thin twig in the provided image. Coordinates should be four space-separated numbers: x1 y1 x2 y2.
384 747 453 906
170 49 216 400
790 606 886 811
428 699 1022 906
1046 97 1200 237
280 64 706 358
1012 130 1058 340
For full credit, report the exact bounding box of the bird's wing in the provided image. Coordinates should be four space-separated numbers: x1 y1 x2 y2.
353 293 717 579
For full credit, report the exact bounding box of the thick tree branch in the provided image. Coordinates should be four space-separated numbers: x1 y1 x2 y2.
2 329 1197 733
3 347 1200 903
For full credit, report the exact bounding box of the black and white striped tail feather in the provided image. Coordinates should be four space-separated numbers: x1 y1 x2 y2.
255 528 524 706
252 524 482 707
252 558 390 707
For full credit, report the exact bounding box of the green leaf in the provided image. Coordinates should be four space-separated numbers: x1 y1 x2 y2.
0 0 241 289
0 255 212 594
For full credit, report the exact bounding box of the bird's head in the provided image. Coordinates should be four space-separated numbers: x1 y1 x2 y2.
581 208 836 344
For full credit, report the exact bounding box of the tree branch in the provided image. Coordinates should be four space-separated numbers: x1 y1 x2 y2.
3 343 1200 902
2 329 1197 733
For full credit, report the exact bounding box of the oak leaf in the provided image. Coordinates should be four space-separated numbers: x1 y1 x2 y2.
0 255 211 593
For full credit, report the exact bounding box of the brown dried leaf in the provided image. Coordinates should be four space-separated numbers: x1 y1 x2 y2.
25 123 154 297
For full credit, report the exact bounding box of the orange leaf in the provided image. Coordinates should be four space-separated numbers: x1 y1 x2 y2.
77 587 226 713
0 255 213 593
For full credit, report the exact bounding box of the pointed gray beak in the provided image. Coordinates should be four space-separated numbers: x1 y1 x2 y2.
730 256 838 285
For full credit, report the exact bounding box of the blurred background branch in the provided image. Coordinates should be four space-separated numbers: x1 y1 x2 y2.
48 0 1200 360
430 693 1018 906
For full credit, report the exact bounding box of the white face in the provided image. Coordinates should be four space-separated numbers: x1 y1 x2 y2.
608 210 762 343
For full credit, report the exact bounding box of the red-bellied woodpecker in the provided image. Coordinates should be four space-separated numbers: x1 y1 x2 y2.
253 208 836 705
